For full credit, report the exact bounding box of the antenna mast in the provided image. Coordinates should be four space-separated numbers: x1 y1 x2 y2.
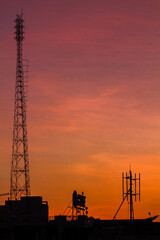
113 168 140 220
10 13 31 200
122 170 140 220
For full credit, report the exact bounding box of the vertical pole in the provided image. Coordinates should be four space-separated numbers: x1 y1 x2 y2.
135 173 136 202
126 172 128 201
139 173 140 201
122 173 124 199
129 170 134 220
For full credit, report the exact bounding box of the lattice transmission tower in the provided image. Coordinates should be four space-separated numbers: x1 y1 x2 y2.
10 13 31 200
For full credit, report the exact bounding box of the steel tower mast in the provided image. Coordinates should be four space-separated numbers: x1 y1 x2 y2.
10 13 31 200
113 169 140 220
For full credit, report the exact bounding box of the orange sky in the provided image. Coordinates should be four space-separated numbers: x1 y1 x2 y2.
0 0 160 220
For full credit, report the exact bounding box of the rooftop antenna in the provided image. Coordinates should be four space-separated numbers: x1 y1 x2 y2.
113 168 140 220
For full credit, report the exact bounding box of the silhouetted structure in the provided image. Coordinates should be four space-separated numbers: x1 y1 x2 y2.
72 191 88 219
113 169 140 220
62 191 88 220
123 169 140 220
0 196 48 224
10 13 30 200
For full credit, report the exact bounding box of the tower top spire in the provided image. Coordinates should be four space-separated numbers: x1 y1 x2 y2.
14 13 24 42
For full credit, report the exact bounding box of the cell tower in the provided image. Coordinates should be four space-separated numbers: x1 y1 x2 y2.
122 169 140 220
10 13 31 200
113 169 140 220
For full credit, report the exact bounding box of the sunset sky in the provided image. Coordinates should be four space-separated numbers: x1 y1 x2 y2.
0 0 160 220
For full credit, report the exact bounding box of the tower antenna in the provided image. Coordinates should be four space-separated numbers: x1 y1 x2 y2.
113 168 140 220
10 13 31 200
